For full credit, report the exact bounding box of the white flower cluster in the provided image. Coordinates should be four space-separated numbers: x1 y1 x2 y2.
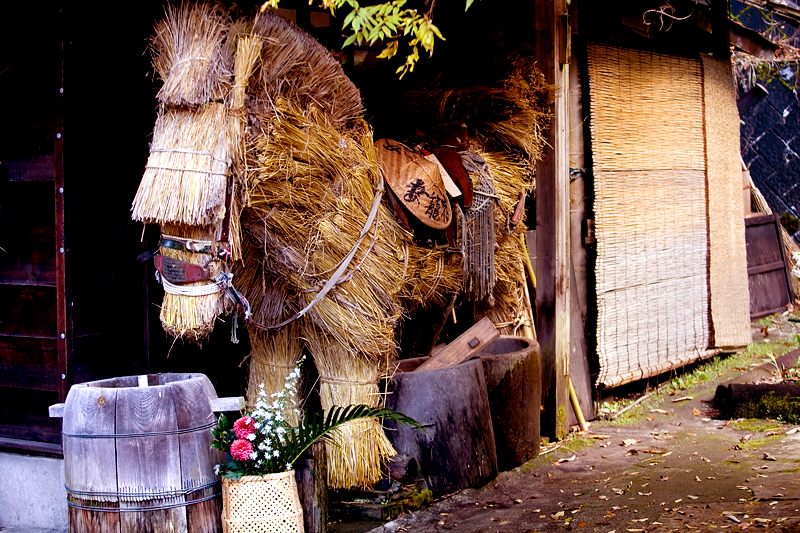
248 357 304 472
793 252 800 280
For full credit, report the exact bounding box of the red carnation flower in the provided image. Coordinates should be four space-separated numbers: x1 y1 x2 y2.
233 416 256 439
230 439 254 461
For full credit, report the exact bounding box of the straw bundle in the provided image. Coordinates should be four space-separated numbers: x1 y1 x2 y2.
132 103 230 228
246 323 303 424
250 10 363 131
158 224 229 341
475 235 532 336
245 102 407 359
151 2 233 107
230 29 263 210
401 56 553 170
400 247 462 311
305 326 396 488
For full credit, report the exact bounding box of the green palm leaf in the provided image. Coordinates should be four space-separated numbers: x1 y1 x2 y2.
286 405 423 466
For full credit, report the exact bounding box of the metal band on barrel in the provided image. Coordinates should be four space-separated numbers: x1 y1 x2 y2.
62 419 216 439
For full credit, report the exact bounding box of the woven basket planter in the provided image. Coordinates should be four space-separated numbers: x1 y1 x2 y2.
222 471 304 533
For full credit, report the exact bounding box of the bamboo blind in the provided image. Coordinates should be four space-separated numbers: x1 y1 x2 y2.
702 55 752 349
588 44 713 388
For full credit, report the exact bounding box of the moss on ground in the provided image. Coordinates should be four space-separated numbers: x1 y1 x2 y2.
736 392 800 424
730 419 784 432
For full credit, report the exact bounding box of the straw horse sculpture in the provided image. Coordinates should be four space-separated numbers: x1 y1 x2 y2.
132 4 549 489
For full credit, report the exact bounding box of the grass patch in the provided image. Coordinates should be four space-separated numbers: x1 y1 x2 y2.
597 335 800 422
735 433 785 450
730 419 784 432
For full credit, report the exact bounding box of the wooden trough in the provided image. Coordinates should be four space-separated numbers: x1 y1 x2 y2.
384 357 498 492
474 335 541 470
384 319 541 491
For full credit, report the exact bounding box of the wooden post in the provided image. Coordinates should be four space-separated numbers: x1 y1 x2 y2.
566 3 594 426
55 8 72 403
534 0 571 440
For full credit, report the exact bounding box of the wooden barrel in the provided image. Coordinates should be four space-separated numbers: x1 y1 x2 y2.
62 373 223 532
474 335 541 470
384 358 498 492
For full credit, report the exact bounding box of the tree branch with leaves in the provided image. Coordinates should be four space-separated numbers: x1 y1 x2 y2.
261 0 478 77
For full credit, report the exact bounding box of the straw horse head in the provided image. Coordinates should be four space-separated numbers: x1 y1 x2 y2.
132 5 548 489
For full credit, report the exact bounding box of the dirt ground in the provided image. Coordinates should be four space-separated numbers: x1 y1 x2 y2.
348 314 800 533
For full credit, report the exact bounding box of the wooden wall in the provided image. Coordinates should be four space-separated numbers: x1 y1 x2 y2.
0 3 162 455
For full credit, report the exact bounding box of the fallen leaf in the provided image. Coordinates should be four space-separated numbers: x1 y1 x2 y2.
588 435 612 440
696 476 702 482
726 515 741 524
787 427 799 434
577 522 586 527
514 499 523 504
701 456 711 463
646 417 655 421
622 439 638 447
741 434 753 443
687 495 698 499
692 408 701 416
650 409 669 414
702 417 711 422
671 396 693 402
552 511 565 519
763 453 777 461
558 454 577 463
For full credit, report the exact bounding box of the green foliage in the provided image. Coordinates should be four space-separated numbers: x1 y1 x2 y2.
262 0 477 77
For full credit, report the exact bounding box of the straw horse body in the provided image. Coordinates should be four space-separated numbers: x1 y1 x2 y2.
133 4 548 489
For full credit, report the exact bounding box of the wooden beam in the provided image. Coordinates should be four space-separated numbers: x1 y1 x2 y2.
534 0 571 440
55 10 71 402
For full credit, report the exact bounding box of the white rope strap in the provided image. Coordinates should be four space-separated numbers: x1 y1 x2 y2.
160 276 222 297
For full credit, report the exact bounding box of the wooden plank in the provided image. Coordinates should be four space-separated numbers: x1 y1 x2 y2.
171 377 223 533
54 12 70 403
534 0 571 440
295 441 328 533
63 385 121 532
210 396 245 412
0 335 59 390
116 385 186 531
0 285 58 337
414 318 500 372
567 33 594 425
748 261 790 276
0 436 62 457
